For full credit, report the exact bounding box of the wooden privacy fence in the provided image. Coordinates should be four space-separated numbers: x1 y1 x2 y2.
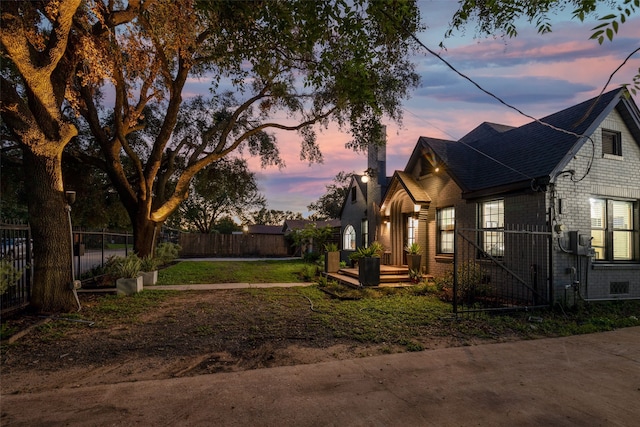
179 233 292 257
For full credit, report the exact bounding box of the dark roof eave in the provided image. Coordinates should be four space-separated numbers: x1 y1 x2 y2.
461 176 550 200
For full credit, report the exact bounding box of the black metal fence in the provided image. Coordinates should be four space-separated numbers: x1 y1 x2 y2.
1 223 32 314
1 223 133 314
72 229 133 278
453 224 552 315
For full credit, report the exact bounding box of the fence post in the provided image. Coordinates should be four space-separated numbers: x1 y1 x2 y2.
101 228 105 268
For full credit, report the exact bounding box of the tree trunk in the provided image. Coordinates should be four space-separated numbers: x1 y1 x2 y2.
23 149 77 313
133 211 160 258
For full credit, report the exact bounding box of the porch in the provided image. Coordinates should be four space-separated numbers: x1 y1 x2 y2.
324 264 433 288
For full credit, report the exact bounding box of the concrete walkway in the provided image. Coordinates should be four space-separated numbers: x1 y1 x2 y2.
3 327 639 426
151 282 312 290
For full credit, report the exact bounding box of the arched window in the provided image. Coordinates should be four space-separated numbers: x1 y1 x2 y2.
343 225 356 250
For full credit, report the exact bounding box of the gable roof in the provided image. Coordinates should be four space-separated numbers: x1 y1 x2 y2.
338 174 366 218
380 171 432 211
459 122 515 143
422 88 640 197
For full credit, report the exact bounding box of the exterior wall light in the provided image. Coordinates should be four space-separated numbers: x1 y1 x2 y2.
360 167 376 183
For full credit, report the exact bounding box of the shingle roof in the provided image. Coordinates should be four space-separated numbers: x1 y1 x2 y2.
247 225 283 235
283 219 341 232
459 122 515 143
425 88 634 194
394 171 431 204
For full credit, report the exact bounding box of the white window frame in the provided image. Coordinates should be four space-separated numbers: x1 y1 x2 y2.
590 198 637 261
437 207 455 254
343 225 356 250
480 199 504 257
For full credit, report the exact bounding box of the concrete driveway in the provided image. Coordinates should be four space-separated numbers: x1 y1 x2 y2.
2 327 639 426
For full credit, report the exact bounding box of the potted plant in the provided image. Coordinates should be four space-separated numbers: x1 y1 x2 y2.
113 253 143 295
355 241 383 287
323 243 340 274
408 268 422 284
140 256 160 286
405 242 422 273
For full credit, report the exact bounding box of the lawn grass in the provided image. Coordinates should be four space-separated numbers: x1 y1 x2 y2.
156 259 312 285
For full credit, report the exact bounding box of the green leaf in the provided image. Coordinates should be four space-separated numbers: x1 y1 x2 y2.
606 28 614 41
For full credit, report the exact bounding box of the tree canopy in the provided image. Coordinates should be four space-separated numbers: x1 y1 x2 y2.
307 171 354 220
1 0 422 311
69 0 422 256
169 157 265 233
445 0 640 94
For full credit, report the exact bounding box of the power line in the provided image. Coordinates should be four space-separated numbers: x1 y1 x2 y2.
378 7 612 183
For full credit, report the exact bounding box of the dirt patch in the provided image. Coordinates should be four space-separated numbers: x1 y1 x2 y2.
1 290 501 394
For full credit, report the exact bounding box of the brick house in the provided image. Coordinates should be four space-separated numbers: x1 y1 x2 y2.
339 142 389 264
374 88 639 303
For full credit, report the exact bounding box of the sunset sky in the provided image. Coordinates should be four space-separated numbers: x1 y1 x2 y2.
187 1 640 217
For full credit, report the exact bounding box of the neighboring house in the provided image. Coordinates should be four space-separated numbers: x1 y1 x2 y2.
376 88 639 303
246 225 284 235
282 219 341 255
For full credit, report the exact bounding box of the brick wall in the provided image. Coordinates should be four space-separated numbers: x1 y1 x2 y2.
552 108 640 300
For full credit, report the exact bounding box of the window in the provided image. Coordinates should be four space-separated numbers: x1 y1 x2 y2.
361 220 369 247
406 216 418 247
591 198 637 261
602 129 622 156
480 199 504 256
437 207 455 254
351 186 357 203
343 225 356 250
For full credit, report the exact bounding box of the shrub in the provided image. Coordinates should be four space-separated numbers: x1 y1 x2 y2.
299 264 318 281
349 241 384 262
433 262 488 303
0 259 23 295
155 242 181 265
104 253 142 278
140 255 160 272
303 251 321 263
324 243 338 252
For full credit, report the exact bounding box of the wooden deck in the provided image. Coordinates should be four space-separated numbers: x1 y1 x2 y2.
324 265 432 288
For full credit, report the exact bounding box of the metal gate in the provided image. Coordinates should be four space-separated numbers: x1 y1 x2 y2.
453 224 552 315
1 223 32 314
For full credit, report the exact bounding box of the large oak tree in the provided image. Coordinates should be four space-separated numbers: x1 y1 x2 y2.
1 0 421 312
72 0 422 258
1 0 141 312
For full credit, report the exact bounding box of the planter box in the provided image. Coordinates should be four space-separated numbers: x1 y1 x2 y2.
407 254 421 272
141 270 158 286
324 252 340 273
116 276 143 296
358 257 380 287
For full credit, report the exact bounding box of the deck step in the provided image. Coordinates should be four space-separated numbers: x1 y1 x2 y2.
323 264 435 288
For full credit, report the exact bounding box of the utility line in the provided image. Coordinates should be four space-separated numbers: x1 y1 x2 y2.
379 8 623 183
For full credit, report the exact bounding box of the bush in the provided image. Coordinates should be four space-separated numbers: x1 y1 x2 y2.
302 251 321 263
155 242 181 265
0 259 23 295
433 262 488 303
106 253 142 278
140 255 160 272
299 264 318 281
